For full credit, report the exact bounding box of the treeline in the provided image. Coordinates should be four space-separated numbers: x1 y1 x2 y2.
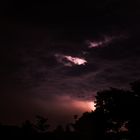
1 80 140 140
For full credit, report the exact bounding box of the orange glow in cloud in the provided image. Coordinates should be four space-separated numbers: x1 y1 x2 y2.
36 95 95 129
72 100 96 111
53 95 96 112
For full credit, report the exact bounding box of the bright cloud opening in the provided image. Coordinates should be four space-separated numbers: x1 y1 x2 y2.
55 54 87 66
64 55 87 65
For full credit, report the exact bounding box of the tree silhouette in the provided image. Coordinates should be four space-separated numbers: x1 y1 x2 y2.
21 120 35 137
35 115 50 133
73 81 140 140
73 87 137 139
95 88 132 139
54 125 64 133
128 80 140 139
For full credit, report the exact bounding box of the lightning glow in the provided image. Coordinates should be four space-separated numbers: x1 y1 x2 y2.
53 95 96 111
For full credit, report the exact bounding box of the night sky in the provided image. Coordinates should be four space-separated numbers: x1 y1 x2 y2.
0 0 140 128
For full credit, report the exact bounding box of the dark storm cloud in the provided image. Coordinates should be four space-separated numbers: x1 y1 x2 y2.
1 15 140 126
0 21 138 98
4 25 138 101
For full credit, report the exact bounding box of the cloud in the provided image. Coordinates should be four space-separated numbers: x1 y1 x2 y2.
55 53 87 67
14 30 139 103
65 55 87 65
85 33 128 48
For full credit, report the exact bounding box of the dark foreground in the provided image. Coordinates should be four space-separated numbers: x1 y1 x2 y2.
1 80 140 140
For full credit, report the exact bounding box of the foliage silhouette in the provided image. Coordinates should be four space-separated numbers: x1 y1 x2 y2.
35 115 50 133
73 82 140 140
22 120 35 136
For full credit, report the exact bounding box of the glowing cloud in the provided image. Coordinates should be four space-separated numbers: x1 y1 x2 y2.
87 41 103 48
86 35 127 48
64 55 87 65
72 100 96 111
53 95 96 111
55 54 87 66
86 36 113 48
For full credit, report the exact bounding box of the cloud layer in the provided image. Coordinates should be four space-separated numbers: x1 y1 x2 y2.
1 21 140 127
